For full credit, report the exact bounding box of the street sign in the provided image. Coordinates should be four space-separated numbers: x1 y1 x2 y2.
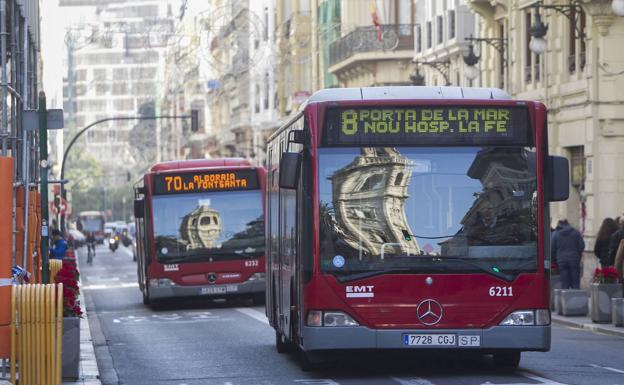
47 109 64 129
23 109 65 130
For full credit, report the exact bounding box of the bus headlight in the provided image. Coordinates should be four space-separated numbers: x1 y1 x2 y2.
307 310 359 327
323 311 359 327
500 310 535 326
149 278 175 287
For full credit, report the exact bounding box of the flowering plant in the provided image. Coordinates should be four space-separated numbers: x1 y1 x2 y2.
54 258 83 318
593 266 620 284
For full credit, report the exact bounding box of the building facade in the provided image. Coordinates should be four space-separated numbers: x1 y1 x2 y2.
466 0 624 250
412 0 479 87
62 0 178 170
327 0 415 87
206 0 279 165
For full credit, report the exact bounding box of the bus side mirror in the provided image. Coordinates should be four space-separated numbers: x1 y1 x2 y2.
279 152 301 190
134 199 145 219
548 155 569 202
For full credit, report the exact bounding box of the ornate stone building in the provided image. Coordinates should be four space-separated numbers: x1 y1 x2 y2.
180 205 222 249
331 148 420 259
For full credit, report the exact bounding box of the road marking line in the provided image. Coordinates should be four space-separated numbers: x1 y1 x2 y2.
590 364 624 374
520 371 568 384
294 380 340 385
392 376 435 385
82 282 139 290
235 307 269 325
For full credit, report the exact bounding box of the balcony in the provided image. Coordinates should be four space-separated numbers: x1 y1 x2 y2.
328 24 414 68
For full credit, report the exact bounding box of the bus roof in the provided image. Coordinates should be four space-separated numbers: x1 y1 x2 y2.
304 86 511 105
149 158 252 173
78 211 104 217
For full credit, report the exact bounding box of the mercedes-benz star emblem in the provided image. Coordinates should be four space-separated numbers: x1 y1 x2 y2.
416 299 443 325
207 273 217 284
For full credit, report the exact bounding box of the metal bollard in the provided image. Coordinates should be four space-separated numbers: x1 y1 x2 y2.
49 260 63 282
10 283 63 385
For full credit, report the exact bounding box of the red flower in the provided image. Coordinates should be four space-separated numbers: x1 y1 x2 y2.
54 261 83 318
593 266 620 284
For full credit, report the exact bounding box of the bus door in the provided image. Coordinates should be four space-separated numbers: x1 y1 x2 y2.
278 129 304 340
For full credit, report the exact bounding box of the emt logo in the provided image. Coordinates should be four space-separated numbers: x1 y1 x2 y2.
346 285 374 298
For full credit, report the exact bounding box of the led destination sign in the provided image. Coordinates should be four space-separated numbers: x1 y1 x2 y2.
322 106 532 146
153 169 259 195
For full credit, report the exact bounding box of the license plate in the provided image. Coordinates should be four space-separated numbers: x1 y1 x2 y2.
403 334 457 346
200 285 238 295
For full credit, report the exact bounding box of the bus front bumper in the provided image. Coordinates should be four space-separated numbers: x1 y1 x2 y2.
148 276 265 300
301 325 550 352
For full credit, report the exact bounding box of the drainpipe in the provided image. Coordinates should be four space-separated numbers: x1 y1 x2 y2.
22 18 30 270
0 0 7 156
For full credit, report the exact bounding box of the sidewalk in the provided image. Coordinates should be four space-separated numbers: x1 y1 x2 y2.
62 311 102 385
552 314 624 338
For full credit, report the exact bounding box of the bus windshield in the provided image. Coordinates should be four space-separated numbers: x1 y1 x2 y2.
318 146 538 281
152 190 264 262
81 217 103 232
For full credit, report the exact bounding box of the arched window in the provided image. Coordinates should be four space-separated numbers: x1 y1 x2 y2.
360 174 384 191
395 173 404 186
200 217 211 225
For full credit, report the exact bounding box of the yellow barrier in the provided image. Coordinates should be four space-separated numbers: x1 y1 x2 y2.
10 283 63 385
49 260 63 282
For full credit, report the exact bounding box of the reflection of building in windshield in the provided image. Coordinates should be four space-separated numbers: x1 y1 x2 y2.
220 216 265 251
331 147 420 258
179 205 222 249
442 148 536 255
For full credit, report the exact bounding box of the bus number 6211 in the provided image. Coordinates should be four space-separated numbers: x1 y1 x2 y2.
489 286 513 297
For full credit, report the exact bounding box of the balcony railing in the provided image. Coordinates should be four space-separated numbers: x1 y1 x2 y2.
329 24 414 67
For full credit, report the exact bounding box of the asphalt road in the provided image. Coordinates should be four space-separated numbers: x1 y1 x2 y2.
77 244 624 385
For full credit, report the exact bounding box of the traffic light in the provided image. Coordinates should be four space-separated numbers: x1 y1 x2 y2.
402 230 412 241
191 109 199 132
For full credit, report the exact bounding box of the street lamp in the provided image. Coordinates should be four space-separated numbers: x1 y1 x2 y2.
409 68 425 86
412 60 451 86
528 1 587 55
528 12 548 55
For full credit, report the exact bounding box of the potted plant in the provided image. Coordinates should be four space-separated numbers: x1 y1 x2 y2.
590 267 622 323
54 258 83 380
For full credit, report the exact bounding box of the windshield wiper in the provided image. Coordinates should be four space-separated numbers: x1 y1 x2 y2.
334 256 518 283
423 256 516 282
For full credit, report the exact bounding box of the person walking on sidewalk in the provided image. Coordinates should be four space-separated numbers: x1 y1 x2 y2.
551 219 585 289
594 218 619 267
608 216 624 266
50 229 68 260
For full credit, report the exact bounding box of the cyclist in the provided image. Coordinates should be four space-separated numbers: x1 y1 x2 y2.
86 231 96 265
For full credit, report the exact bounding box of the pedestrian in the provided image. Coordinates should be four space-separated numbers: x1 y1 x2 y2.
614 237 624 284
607 216 624 266
594 217 618 267
50 229 68 260
551 219 585 289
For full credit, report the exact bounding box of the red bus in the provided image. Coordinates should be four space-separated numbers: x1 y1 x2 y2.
133 158 266 306
77 211 106 244
265 87 569 369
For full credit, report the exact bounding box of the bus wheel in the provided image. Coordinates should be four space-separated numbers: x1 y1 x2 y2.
298 349 322 372
251 293 265 306
275 331 292 354
493 351 521 368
